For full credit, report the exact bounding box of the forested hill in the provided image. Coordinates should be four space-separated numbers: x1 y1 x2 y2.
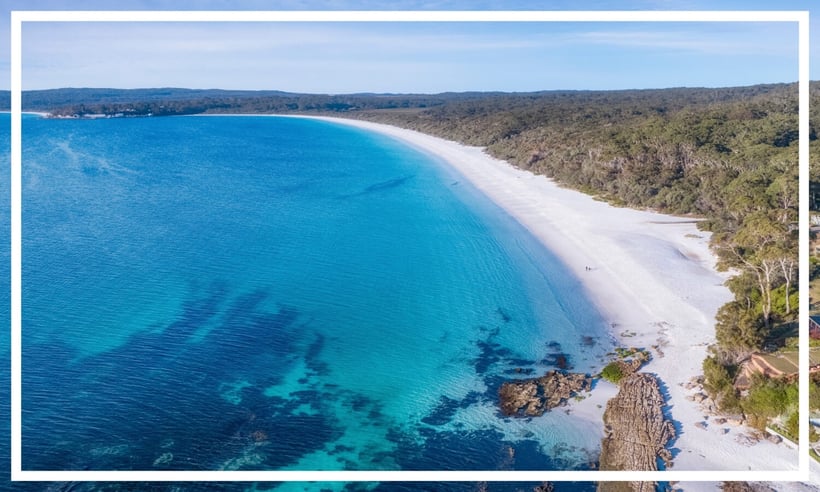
5 87 497 115
4 84 811 123
351 83 809 216
20 87 296 108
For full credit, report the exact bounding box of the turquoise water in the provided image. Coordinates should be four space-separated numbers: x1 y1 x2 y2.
13 114 611 482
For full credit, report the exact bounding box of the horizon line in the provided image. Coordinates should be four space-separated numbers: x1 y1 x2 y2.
4 80 803 97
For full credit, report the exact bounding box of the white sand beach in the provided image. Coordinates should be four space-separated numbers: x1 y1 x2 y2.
305 115 802 475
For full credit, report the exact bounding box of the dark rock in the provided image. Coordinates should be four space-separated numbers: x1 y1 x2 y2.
498 370 592 417
504 367 535 376
581 335 597 347
542 352 572 370
598 373 676 492
497 307 512 323
606 358 645 382
766 433 782 445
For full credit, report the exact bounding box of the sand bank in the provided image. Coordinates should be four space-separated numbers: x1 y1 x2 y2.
305 115 801 474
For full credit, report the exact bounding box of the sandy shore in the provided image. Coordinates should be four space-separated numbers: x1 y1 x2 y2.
300 115 802 475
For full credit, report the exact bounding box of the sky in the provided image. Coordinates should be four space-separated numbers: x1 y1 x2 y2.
1 0 818 93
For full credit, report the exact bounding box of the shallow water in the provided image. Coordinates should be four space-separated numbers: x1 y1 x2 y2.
10 114 612 482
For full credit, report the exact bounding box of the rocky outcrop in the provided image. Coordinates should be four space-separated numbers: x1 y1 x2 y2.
615 358 645 376
598 373 676 492
498 370 592 417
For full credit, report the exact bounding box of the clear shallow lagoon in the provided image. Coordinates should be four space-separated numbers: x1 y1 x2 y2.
12 114 612 482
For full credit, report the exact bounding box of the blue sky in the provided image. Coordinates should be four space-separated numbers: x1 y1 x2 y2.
2 0 817 93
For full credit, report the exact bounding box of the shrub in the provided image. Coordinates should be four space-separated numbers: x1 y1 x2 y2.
741 377 795 421
702 355 742 412
785 411 799 440
810 377 820 411
811 256 820 281
702 356 734 393
600 362 625 384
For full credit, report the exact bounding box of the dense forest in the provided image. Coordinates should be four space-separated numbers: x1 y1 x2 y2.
10 82 813 436
3 87 492 116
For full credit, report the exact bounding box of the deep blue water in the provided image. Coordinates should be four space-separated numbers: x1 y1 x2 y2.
3 114 611 491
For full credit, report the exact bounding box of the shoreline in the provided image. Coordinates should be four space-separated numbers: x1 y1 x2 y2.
297 115 801 474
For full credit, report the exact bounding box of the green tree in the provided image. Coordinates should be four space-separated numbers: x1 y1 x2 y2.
741 377 796 426
714 301 764 355
718 211 789 330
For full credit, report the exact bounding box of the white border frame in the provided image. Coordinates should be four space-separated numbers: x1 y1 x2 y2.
9 9 810 483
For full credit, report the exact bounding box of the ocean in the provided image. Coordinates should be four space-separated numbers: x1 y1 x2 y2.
5 114 612 490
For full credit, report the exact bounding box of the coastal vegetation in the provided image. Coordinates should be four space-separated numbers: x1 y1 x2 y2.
13 81 810 442
600 347 651 385
809 188 820 453
600 363 625 385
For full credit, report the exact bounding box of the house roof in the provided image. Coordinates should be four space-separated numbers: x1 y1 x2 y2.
745 348 820 376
